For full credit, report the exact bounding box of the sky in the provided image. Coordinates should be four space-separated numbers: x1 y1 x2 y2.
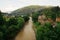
0 0 60 12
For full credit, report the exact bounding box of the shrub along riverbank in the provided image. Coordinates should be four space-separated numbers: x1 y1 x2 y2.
32 6 60 40
0 11 29 40
34 22 60 40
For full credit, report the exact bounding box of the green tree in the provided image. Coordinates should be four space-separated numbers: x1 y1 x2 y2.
0 11 5 25
7 17 18 26
41 8 56 21
32 12 40 22
17 17 25 30
23 15 29 22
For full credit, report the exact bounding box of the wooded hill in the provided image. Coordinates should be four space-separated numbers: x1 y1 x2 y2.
10 5 45 16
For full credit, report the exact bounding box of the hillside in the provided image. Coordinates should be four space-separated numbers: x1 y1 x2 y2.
10 5 45 16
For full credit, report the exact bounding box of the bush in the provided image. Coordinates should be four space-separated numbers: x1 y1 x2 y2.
32 12 40 22
23 16 29 22
17 17 25 29
5 17 25 40
7 17 18 26
35 22 60 40
0 11 5 26
0 16 25 40
0 32 3 40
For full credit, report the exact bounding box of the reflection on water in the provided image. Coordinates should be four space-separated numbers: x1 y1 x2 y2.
15 17 36 40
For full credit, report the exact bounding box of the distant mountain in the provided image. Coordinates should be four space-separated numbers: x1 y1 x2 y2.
10 5 45 16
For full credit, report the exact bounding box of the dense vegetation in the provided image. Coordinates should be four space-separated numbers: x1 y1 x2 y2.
32 6 60 40
41 6 60 21
32 6 60 22
34 22 60 40
32 11 41 22
0 11 29 40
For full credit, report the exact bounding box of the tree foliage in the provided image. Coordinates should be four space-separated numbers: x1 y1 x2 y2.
0 11 26 40
32 11 41 22
22 16 29 22
33 6 60 40
35 22 60 40
0 11 5 25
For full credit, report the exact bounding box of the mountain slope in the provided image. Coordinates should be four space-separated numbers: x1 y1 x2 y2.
10 5 45 16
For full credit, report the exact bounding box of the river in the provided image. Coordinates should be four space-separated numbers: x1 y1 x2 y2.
15 17 36 40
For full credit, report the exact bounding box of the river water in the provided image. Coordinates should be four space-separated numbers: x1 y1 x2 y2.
15 17 36 40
